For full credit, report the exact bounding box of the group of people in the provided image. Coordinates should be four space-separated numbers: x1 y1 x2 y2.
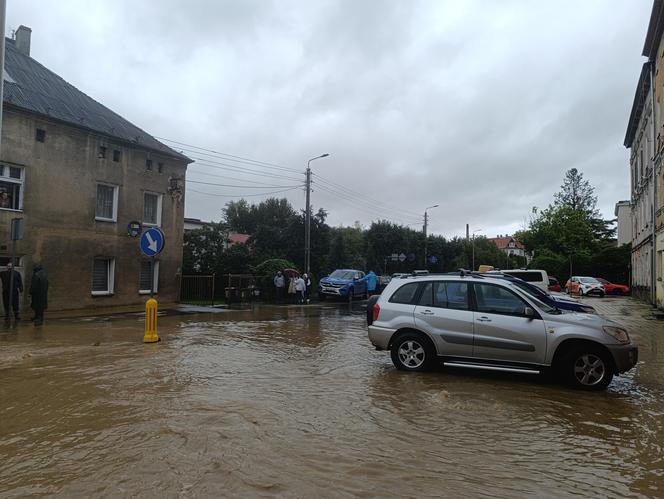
273 271 312 304
0 263 49 325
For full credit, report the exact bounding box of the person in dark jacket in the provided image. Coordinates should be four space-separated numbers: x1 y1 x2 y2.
1 262 23 321
29 264 48 326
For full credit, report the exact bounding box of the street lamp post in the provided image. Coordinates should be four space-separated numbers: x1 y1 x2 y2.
471 229 482 271
423 204 439 268
305 153 329 276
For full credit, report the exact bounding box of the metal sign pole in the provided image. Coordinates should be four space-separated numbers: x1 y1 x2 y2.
150 256 155 298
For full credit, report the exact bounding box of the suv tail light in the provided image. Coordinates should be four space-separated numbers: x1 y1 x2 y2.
372 302 380 322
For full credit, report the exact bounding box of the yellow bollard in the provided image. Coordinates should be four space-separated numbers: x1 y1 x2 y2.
143 298 159 343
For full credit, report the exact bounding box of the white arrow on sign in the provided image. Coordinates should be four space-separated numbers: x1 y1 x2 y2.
146 232 158 252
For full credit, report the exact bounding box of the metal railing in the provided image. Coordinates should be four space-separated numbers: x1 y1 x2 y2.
178 274 216 305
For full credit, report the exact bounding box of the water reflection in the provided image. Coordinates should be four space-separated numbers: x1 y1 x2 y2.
0 302 662 497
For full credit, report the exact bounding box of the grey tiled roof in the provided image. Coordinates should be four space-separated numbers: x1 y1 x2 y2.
3 39 190 162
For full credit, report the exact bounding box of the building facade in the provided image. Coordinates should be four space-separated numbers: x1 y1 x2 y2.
0 27 191 313
624 61 655 302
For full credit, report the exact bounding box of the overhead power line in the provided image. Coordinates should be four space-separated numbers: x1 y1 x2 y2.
314 173 423 219
189 157 303 182
188 186 303 198
156 137 300 173
187 179 303 189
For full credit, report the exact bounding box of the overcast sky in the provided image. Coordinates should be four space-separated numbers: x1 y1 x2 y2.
5 1 652 238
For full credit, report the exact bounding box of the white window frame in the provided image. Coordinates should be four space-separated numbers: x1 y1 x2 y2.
91 257 115 296
143 191 163 227
95 182 119 222
0 164 25 211
139 260 160 294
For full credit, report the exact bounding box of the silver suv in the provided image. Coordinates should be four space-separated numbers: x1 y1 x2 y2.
367 273 638 390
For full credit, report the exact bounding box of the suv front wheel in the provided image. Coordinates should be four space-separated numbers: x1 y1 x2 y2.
390 333 436 372
559 346 614 391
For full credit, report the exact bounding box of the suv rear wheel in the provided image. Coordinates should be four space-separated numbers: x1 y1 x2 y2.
559 346 614 391
390 333 436 372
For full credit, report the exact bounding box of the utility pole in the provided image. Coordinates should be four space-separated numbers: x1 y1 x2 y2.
423 204 438 268
423 211 428 268
305 154 329 276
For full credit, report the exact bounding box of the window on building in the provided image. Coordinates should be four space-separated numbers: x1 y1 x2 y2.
92 257 115 295
98 146 107 159
95 183 119 222
146 159 153 171
143 192 163 226
158 162 164 173
139 260 159 294
113 149 121 162
35 128 46 142
0 165 24 211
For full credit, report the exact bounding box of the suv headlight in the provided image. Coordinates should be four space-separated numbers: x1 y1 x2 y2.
602 326 630 344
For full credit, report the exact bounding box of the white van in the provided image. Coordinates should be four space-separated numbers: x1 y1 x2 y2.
497 269 550 292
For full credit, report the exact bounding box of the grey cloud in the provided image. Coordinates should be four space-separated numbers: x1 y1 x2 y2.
5 0 651 237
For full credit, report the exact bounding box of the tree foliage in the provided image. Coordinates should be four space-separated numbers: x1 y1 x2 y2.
518 168 626 282
554 168 598 216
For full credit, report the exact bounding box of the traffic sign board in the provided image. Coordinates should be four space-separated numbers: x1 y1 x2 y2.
398 253 406 262
140 227 165 257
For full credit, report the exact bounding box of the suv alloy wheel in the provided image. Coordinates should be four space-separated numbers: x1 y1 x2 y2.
560 346 614 391
390 333 436 371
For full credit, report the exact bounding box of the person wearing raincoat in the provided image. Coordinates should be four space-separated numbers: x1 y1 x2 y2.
29 264 49 326
364 270 378 295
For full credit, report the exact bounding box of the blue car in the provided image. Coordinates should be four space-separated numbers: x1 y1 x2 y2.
318 269 367 300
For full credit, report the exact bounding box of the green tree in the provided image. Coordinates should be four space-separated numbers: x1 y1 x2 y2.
182 222 229 274
554 168 598 216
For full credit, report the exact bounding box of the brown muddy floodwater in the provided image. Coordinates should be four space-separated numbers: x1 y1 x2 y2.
1 299 663 497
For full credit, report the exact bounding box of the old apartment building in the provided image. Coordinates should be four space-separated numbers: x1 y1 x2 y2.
0 26 191 312
624 61 655 302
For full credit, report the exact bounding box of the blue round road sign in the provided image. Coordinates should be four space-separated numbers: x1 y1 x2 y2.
140 227 165 257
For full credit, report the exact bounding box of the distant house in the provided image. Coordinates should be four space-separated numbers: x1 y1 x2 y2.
183 220 250 249
487 235 531 262
184 218 210 231
228 232 250 246
0 26 192 312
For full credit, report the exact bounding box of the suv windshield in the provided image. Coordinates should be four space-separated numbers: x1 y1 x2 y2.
329 270 356 280
504 282 559 314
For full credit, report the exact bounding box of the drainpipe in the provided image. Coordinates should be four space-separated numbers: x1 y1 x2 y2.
650 61 658 306
0 0 6 160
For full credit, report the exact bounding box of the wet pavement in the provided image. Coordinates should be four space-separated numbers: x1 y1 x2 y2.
1 297 663 497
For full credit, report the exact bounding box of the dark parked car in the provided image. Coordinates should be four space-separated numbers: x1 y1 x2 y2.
447 272 596 314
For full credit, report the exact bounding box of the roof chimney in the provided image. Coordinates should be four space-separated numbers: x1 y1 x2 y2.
15 25 31 56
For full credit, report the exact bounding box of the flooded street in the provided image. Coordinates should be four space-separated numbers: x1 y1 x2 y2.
1 298 663 497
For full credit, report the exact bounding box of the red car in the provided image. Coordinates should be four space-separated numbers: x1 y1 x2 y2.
548 277 562 293
595 278 630 296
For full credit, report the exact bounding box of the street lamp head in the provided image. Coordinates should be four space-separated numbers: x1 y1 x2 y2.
320 153 330 158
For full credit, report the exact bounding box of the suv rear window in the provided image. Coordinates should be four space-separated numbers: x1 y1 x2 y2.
389 282 420 304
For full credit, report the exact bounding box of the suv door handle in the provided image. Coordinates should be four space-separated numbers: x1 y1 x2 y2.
420 310 434 315
476 316 492 322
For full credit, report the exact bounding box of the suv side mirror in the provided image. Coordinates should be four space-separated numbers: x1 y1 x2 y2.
524 307 535 319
